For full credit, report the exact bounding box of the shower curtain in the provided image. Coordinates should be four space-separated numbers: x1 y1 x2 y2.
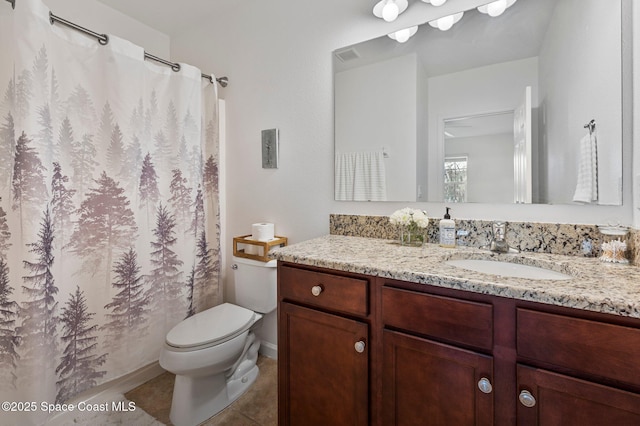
0 0 221 423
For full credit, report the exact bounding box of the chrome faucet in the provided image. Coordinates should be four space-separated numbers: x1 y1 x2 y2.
489 221 510 253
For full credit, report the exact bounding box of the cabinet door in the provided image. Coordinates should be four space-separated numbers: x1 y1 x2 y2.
382 329 494 426
517 364 640 425
279 302 368 426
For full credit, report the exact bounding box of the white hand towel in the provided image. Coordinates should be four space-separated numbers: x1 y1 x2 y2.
335 152 355 201
335 151 387 201
352 151 387 201
572 132 598 203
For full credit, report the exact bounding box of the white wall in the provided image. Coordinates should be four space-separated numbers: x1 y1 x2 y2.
43 0 170 58
335 54 417 201
169 0 637 351
635 0 640 229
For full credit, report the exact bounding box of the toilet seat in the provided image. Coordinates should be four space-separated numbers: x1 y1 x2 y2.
166 303 256 351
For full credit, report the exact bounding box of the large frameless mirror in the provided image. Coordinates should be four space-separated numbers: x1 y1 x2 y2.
334 0 625 205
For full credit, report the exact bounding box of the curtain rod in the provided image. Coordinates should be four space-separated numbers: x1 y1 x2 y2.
3 0 228 87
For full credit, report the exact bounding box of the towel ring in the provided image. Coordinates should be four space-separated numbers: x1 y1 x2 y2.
584 119 596 135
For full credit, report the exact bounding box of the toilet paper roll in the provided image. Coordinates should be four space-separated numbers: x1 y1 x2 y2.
243 237 261 255
252 223 275 241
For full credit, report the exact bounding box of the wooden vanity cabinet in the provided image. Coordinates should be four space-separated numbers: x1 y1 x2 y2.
278 262 640 425
278 263 373 426
515 306 640 425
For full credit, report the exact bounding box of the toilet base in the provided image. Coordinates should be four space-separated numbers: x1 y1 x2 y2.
168 335 262 426
169 364 259 426
227 362 259 405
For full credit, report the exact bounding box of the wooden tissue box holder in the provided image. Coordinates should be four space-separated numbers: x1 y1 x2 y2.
233 235 288 262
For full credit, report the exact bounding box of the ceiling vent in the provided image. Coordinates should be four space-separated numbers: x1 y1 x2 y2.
335 48 360 62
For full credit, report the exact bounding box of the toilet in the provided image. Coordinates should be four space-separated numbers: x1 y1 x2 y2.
159 256 277 426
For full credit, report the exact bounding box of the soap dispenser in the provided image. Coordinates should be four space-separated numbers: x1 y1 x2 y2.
439 207 456 248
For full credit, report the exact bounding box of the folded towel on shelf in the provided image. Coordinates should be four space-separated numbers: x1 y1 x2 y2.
572 131 598 203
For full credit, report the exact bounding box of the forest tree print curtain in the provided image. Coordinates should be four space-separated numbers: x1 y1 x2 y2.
0 0 221 423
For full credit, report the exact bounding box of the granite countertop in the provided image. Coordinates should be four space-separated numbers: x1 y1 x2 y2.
271 235 640 319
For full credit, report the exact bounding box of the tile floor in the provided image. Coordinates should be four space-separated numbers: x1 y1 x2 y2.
125 355 277 426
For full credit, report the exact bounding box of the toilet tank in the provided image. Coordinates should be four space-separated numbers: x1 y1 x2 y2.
232 256 277 314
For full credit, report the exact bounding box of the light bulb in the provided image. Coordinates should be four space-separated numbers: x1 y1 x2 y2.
428 12 463 31
388 26 418 43
374 0 408 22
382 1 399 22
487 0 507 17
430 0 447 6
437 15 454 31
395 28 411 43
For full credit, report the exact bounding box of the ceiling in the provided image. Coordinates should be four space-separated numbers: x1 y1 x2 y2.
444 112 514 139
97 0 242 37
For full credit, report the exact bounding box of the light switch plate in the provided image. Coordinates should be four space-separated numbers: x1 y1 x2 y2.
262 128 279 169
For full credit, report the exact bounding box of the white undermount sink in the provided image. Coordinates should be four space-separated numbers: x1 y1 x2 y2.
445 259 572 280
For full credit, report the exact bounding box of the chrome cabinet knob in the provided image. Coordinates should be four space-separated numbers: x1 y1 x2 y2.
311 285 323 296
519 390 536 407
354 341 366 353
477 377 493 394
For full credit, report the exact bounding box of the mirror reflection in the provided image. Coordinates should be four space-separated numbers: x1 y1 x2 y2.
334 0 623 205
444 111 515 203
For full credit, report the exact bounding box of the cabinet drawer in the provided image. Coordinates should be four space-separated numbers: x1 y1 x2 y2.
517 308 640 388
279 265 369 316
382 286 493 351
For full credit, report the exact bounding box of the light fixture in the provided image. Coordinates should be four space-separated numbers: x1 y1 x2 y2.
388 26 418 43
373 0 408 22
428 12 464 31
421 0 447 6
477 0 517 17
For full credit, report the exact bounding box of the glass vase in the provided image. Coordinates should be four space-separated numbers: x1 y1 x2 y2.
400 225 424 247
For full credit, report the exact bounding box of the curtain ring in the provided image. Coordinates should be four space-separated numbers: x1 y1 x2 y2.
99 34 109 45
172 63 181 72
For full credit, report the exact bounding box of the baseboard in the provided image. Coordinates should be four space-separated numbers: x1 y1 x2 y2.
45 361 165 425
259 341 278 360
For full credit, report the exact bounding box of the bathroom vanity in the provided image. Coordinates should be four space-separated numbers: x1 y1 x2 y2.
274 235 640 425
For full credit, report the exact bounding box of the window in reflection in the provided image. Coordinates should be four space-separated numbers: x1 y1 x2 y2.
444 157 468 203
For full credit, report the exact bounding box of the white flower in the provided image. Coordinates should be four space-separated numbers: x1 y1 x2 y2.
389 208 429 228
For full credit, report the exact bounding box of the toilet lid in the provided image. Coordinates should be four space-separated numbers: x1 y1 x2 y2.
166 303 256 349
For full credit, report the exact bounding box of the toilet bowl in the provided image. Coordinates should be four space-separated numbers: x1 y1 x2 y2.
159 257 277 426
